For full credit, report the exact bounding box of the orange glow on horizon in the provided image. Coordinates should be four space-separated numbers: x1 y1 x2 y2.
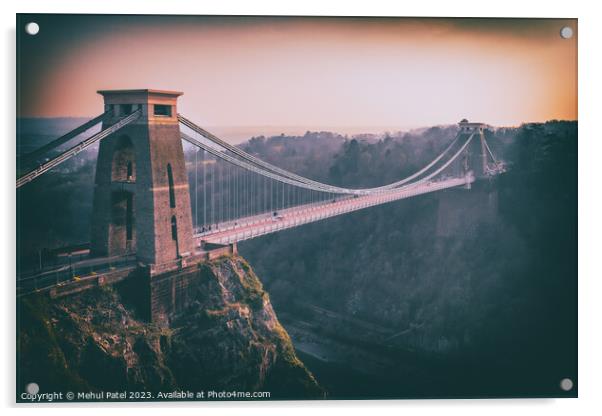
18 16 577 133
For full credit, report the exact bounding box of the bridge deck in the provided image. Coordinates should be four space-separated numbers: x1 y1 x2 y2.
18 176 474 296
197 176 474 245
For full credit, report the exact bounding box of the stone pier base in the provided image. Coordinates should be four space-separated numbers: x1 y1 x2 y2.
147 243 237 326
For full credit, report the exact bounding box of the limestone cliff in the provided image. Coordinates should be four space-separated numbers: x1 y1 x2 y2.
17 256 324 400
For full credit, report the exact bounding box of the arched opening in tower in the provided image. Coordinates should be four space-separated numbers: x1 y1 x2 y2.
171 215 179 258
112 135 136 182
167 163 176 208
109 135 136 254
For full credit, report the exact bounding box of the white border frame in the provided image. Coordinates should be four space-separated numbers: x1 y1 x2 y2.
2 1 599 415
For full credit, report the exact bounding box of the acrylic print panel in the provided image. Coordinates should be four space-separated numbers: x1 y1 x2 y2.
16 14 577 402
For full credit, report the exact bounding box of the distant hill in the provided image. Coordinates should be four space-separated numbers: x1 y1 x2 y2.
17 117 96 156
17 117 93 136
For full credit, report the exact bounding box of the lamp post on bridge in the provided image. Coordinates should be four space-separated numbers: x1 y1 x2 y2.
195 148 200 232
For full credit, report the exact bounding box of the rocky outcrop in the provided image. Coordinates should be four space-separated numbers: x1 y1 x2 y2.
17 256 323 400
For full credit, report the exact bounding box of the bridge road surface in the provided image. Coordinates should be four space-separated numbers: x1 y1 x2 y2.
18 177 473 295
197 176 474 246
17 254 137 296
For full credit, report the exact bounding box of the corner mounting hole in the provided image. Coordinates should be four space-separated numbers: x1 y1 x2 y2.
25 382 39 394
25 22 40 35
560 378 574 391
560 26 573 39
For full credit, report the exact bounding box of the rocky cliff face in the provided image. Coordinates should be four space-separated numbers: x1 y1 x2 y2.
17 256 323 400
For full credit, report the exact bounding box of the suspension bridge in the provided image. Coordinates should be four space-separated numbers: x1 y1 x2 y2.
16 89 505 301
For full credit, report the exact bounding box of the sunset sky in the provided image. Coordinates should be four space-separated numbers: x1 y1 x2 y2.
18 15 577 137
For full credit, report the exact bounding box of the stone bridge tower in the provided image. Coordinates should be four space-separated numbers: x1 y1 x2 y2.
458 119 490 178
90 89 193 268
